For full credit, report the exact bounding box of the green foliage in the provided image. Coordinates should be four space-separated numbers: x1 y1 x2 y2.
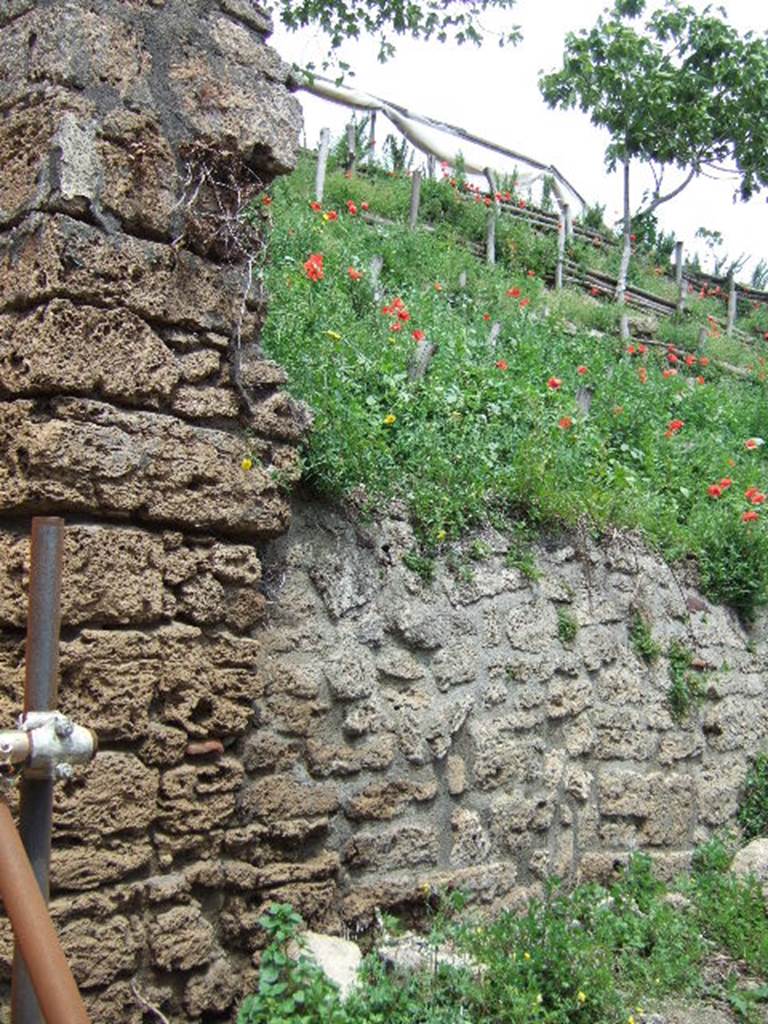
402 549 435 583
556 607 578 644
261 154 768 618
269 0 520 65
629 612 660 661
666 642 704 723
738 754 768 841
238 903 349 1024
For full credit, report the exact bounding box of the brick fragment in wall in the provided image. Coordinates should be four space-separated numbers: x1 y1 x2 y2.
306 735 397 777
83 981 174 1024
239 772 339 820
598 770 696 845
58 914 143 989
343 825 440 870
50 838 153 892
0 399 293 538
184 959 238 1019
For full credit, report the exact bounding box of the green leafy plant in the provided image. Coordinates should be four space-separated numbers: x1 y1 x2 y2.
556 607 578 644
629 612 660 661
238 903 349 1024
738 753 768 841
403 548 435 583
666 641 704 722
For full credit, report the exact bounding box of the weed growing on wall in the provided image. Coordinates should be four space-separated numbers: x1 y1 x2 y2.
259 154 768 617
629 613 661 662
738 753 768 841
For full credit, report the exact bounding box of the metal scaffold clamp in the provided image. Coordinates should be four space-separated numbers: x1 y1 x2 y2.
0 712 97 783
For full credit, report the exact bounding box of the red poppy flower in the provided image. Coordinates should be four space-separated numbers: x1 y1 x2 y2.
665 419 684 438
348 266 363 281
397 309 411 321
547 377 562 390
662 369 677 378
707 484 723 499
434 282 443 292
667 353 679 365
412 329 426 342
696 375 705 385
720 478 732 490
519 199 527 209
392 297 404 309
261 195 272 206
325 210 338 221
577 365 588 375
637 343 647 354
495 359 508 371
303 252 324 282
506 287 521 298
558 416 573 430
745 438 759 450
627 345 636 355
638 367 648 384
527 269 536 277
484 197 492 207
483 313 491 321
747 489 766 505
699 357 709 366
684 355 696 367
361 201 369 211
346 200 358 215
630 233 637 243
310 200 322 211
743 510 760 522
519 298 530 309
389 321 402 333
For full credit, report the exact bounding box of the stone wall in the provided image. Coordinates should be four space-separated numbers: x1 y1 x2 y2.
253 501 768 924
0 1 310 1020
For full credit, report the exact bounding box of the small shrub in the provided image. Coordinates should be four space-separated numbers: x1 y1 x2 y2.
738 753 768 840
629 612 660 661
403 549 435 583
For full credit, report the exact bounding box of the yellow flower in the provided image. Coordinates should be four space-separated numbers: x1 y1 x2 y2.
436 529 447 542
241 456 253 471
577 992 587 1005
325 329 342 340
523 951 531 961
628 1016 635 1024
535 993 543 1005
383 414 396 426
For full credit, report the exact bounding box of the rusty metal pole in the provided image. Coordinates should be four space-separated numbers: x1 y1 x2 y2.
11 517 64 1024
0 800 89 1024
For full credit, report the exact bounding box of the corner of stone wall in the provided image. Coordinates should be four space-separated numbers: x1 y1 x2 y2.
0 2 321 1020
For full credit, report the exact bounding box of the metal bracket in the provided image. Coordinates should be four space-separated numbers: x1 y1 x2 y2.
0 713 97 781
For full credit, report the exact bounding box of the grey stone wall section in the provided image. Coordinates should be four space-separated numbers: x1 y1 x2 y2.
0 1 310 1020
255 502 768 923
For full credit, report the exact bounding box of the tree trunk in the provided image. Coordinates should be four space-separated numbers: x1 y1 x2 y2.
615 158 631 340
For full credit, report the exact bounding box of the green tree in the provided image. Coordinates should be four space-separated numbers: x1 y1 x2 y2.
265 0 519 64
540 0 768 334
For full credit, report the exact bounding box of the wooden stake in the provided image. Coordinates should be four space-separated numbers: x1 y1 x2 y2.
345 121 356 173
314 128 330 204
368 111 376 168
674 241 685 315
727 269 737 335
408 170 422 229
555 208 567 290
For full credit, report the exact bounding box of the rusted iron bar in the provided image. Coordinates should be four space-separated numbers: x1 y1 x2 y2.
12 517 63 1024
0 800 89 1024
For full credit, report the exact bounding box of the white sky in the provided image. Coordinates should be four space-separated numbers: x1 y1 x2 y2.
270 0 768 278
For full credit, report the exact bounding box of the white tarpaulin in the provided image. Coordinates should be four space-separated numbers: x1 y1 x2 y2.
297 72 585 209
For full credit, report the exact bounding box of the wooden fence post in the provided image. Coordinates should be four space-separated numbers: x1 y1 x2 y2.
674 241 685 315
427 155 435 180
368 111 376 168
564 203 573 240
555 204 568 290
314 127 330 204
458 270 467 290
408 170 422 229
727 269 737 336
484 167 498 266
345 121 356 173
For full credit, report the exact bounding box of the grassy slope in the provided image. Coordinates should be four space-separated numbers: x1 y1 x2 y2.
256 154 768 618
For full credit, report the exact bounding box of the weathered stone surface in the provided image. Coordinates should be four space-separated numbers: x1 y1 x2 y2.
306 735 397 777
598 770 695 845
343 826 439 870
344 778 438 821
184 958 237 1018
730 838 768 897
450 808 490 866
239 773 339 820
159 757 244 834
54 752 159 837
0 214 258 332
59 913 143 989
0 301 180 405
0 398 291 538
51 839 152 891
147 903 215 970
